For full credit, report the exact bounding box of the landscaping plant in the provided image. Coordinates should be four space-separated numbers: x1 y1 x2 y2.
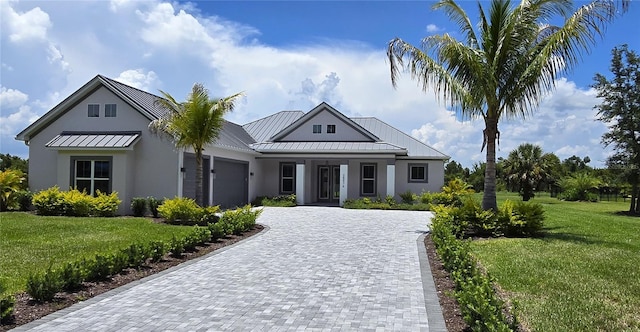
0 281 14 324
131 197 148 217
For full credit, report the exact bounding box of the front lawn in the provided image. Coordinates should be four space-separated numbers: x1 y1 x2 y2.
0 212 192 295
471 193 640 331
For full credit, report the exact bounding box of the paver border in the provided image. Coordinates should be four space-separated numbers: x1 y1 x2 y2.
11 225 271 332
417 232 447 332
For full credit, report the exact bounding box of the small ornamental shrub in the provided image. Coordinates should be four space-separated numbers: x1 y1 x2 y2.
92 190 121 217
169 236 185 258
15 190 33 211
0 169 25 211
122 243 149 268
32 186 66 215
0 281 15 324
399 190 417 204
26 266 63 302
86 255 114 281
208 222 226 241
131 197 148 217
60 261 85 292
201 205 221 224
157 197 203 225
385 195 396 206
148 241 167 262
219 205 261 235
147 196 162 218
63 189 93 217
254 194 297 207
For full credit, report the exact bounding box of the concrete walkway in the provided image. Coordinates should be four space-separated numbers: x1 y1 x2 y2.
15 207 446 332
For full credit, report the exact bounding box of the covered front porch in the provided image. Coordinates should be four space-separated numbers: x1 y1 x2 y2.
257 156 398 206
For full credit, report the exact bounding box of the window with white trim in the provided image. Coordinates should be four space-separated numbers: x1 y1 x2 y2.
105 104 117 117
88 104 99 117
360 163 376 196
72 158 112 196
408 163 428 183
327 124 336 134
280 163 296 194
313 124 322 134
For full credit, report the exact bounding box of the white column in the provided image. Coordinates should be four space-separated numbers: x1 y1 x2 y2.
339 164 349 206
177 150 184 198
386 163 395 198
296 163 305 205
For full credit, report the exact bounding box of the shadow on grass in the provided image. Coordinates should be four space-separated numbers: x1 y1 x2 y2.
541 231 603 245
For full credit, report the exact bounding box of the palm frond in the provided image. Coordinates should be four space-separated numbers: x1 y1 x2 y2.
432 0 479 48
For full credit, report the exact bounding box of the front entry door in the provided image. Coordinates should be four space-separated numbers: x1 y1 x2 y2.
318 165 340 203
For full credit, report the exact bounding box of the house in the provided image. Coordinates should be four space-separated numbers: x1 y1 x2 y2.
15 75 449 214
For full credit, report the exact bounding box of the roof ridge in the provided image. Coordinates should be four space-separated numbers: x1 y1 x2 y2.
98 75 163 99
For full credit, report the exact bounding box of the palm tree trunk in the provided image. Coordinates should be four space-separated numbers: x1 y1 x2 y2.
482 117 498 211
195 149 203 207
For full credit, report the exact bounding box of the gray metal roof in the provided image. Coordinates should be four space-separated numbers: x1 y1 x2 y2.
250 141 406 154
351 118 449 159
243 111 304 143
214 121 256 153
99 75 169 119
46 131 141 149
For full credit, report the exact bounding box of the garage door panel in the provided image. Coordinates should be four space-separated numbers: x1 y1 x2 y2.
213 159 248 208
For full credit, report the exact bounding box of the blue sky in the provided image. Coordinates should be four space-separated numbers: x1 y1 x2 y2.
1 0 639 168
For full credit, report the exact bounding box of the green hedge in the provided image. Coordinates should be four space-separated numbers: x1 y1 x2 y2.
32 186 121 217
430 209 519 331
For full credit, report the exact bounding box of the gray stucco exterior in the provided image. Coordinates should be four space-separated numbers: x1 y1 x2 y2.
16 75 449 214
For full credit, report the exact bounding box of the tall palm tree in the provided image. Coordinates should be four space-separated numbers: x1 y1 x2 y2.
149 84 243 206
387 0 628 210
503 143 555 201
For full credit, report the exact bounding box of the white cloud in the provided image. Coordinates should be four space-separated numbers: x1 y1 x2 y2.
115 69 160 91
1 3 51 42
0 105 38 138
426 24 442 33
0 86 28 109
0 0 615 168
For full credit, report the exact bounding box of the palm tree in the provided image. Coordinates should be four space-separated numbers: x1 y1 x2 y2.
149 84 243 206
503 143 555 201
387 0 628 210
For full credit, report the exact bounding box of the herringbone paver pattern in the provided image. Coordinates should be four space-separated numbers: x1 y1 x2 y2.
16 207 445 331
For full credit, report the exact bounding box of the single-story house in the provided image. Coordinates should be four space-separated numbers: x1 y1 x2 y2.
16 75 449 214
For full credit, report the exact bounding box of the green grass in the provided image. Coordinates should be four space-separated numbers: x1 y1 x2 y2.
0 212 192 295
471 192 640 331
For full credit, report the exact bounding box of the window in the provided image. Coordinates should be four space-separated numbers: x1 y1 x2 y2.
360 163 376 196
313 124 322 134
72 158 112 196
105 104 117 117
280 163 296 194
409 164 428 183
88 104 99 117
327 125 336 134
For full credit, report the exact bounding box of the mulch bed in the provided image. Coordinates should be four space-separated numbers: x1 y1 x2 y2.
2 225 468 331
0 225 264 331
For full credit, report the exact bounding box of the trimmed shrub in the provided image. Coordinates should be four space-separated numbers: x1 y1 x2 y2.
15 190 33 211
219 205 261 235
148 241 167 263
85 255 114 281
169 236 185 258
60 261 85 292
122 243 149 268
201 205 221 224
157 197 203 225
62 189 93 217
208 222 226 241
131 197 148 217
93 190 121 217
32 186 67 216
147 196 162 218
253 194 297 207
0 281 15 324
26 266 63 302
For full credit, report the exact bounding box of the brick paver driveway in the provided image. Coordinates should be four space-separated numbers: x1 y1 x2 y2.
17 207 445 331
